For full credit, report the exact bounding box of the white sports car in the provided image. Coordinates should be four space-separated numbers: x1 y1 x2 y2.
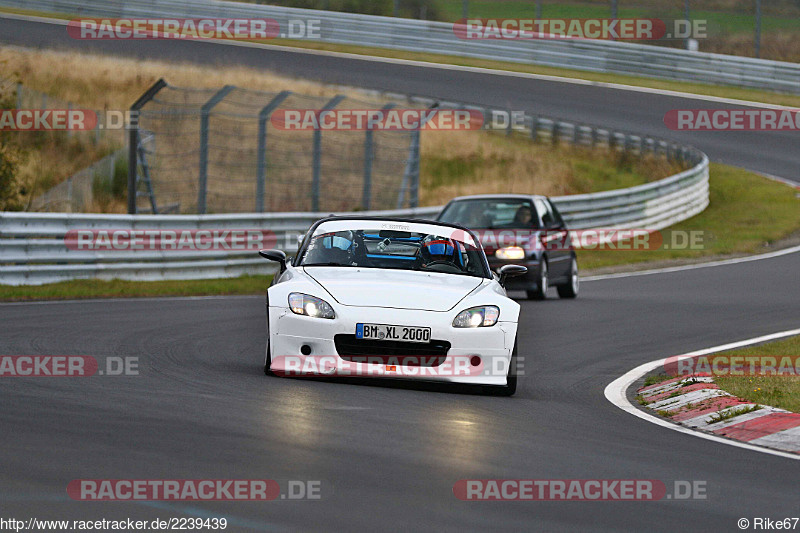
259 217 527 395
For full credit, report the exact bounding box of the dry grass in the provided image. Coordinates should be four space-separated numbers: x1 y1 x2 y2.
419 131 682 206
0 47 343 110
1 46 679 212
703 32 800 63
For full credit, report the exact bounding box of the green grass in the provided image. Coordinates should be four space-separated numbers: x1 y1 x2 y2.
577 163 800 270
713 335 800 414
4 7 800 108
0 275 273 301
706 405 761 424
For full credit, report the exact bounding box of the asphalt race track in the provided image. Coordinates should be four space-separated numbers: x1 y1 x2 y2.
1 14 800 532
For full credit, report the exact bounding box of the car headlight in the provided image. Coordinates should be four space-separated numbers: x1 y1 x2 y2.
495 246 525 260
288 293 335 319
453 306 500 328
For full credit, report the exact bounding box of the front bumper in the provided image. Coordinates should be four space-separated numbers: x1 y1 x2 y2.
269 305 517 386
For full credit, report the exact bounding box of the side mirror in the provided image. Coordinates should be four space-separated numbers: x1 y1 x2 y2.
498 264 527 286
259 249 287 272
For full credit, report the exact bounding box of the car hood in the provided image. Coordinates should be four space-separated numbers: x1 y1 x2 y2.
303 267 484 312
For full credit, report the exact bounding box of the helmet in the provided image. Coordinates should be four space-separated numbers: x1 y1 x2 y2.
420 236 458 265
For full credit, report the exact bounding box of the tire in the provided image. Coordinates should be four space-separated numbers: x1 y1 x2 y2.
557 256 579 299
484 340 517 397
264 299 276 377
526 260 548 300
263 339 275 376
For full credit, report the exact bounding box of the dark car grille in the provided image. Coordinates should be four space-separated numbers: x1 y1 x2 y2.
334 335 450 366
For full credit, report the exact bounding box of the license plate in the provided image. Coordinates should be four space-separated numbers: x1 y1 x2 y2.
356 323 431 343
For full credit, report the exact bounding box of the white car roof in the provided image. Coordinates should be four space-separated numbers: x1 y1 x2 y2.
312 218 478 248
447 193 548 201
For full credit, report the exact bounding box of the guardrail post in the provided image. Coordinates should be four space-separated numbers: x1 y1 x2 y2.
551 122 560 145
363 102 395 211
312 95 346 212
256 91 292 213
198 85 235 214
127 78 167 214
529 115 539 142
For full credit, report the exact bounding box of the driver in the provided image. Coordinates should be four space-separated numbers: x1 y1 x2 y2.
419 236 461 269
513 205 535 227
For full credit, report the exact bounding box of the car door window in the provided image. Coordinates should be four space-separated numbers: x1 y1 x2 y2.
535 199 560 229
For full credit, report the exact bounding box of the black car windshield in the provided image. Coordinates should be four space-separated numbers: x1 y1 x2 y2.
438 199 539 229
299 229 488 277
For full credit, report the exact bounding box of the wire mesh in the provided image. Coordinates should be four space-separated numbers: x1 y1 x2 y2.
136 84 417 214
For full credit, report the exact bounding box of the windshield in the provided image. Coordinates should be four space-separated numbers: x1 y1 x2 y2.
299 229 488 277
438 199 539 229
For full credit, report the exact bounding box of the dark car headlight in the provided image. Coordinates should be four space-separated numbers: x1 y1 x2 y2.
495 246 525 260
453 306 500 328
288 293 335 319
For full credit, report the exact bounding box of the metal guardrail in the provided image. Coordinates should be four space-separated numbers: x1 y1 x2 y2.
3 0 800 93
0 151 708 285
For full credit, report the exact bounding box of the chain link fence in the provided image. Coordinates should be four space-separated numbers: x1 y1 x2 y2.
132 82 419 214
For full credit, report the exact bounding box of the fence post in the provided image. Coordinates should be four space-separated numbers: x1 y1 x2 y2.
312 95 345 212
398 103 436 209
128 78 167 214
255 90 292 213
198 85 235 214
363 102 395 211
409 130 420 209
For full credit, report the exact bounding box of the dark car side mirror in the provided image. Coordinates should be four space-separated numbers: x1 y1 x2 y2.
498 264 527 287
259 249 287 272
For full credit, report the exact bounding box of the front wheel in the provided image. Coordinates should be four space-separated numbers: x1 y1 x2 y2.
263 339 275 376
557 257 579 299
264 302 276 376
526 260 548 300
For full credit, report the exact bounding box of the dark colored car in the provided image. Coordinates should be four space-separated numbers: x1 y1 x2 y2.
437 194 578 300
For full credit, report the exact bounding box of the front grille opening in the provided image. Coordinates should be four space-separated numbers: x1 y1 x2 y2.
334 335 450 366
